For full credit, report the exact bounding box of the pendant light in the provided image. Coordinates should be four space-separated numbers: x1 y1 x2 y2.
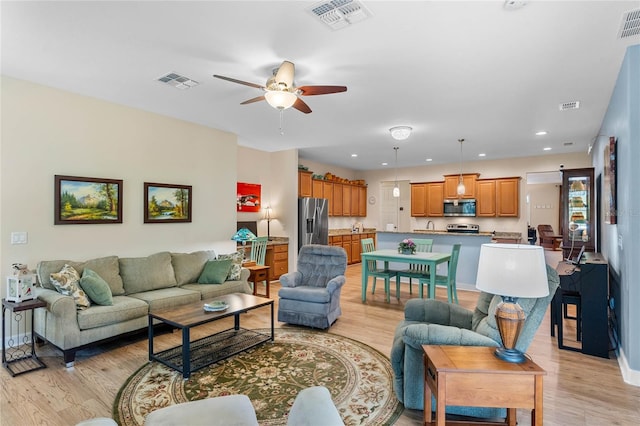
457 138 466 196
393 146 400 198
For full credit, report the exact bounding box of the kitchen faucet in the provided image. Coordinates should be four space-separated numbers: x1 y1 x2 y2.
426 220 434 230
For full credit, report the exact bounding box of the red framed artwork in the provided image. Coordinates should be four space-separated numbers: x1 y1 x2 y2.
237 182 261 212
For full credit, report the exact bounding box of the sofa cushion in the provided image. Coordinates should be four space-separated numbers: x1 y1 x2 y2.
119 252 177 294
79 268 113 306
198 259 233 284
128 287 201 312
171 250 217 285
76 295 149 330
216 251 243 281
37 256 125 295
50 264 91 310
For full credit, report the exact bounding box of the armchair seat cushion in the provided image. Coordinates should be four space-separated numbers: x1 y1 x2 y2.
279 286 331 303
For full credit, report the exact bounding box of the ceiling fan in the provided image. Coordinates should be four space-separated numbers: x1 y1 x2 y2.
213 61 347 114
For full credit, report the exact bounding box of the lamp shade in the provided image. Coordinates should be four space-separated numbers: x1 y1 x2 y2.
264 90 297 110
475 244 548 298
231 228 257 243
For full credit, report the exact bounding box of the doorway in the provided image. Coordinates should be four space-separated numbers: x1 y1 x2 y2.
380 180 411 232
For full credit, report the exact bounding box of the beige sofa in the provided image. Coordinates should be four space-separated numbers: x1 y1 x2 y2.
34 250 251 366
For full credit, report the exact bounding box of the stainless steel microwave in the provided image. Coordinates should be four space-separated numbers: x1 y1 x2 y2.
443 199 476 217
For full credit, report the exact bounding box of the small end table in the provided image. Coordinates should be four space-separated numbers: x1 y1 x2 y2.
2 298 47 376
247 265 271 298
422 345 545 426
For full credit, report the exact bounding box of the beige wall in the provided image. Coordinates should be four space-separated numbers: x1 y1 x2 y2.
0 77 240 296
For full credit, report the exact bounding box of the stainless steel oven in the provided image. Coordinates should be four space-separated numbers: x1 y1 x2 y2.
443 199 476 217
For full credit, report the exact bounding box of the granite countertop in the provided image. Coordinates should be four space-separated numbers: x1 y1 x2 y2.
407 230 494 237
329 228 377 236
266 237 289 245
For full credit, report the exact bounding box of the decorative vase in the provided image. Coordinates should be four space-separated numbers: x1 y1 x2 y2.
399 248 415 255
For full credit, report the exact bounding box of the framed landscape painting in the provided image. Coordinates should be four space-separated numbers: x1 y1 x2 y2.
55 175 123 225
144 182 192 223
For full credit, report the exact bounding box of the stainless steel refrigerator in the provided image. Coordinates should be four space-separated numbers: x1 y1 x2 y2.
298 197 329 250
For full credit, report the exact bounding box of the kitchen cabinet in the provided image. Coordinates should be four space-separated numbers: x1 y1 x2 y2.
476 179 496 217
298 171 312 197
350 185 359 217
264 243 288 281
341 234 352 263
411 182 444 217
560 168 595 257
444 173 479 199
350 234 361 264
358 186 367 217
333 184 343 215
342 184 351 216
496 177 520 217
323 181 334 216
312 179 324 198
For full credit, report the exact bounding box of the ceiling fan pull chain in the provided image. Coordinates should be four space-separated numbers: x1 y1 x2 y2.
279 109 285 135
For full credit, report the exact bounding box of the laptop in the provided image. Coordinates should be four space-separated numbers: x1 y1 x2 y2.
566 245 586 265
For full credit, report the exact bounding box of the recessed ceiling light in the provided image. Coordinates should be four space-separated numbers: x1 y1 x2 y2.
351 154 358 157
381 162 388 166
478 153 486 157
535 131 547 136
425 158 432 162
543 147 552 151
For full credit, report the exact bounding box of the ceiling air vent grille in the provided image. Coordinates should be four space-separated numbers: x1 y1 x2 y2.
559 101 580 111
308 0 372 31
157 72 199 90
618 9 640 39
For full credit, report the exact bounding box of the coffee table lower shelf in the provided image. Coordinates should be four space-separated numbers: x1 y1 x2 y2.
151 328 271 377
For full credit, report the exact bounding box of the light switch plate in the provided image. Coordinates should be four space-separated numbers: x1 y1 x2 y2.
11 232 28 245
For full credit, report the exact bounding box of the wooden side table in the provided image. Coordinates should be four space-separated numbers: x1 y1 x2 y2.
422 345 545 426
247 265 270 298
2 298 47 376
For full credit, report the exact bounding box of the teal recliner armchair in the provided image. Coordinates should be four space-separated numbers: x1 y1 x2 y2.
391 264 559 419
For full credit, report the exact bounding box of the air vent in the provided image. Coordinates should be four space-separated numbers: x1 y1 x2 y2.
618 8 640 39
563 142 574 147
559 101 580 111
308 0 372 31
157 72 199 90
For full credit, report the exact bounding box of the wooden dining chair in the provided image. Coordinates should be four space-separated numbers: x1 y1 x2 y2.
250 236 268 266
361 238 400 303
418 243 461 303
397 238 434 294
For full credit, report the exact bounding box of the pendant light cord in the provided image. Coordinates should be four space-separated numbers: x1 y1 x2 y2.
458 138 464 180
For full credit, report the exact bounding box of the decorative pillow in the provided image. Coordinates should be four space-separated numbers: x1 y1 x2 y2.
197 259 233 284
50 264 91 310
216 251 244 281
79 268 113 306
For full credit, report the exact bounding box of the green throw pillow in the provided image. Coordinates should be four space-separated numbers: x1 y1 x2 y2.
79 268 114 306
198 259 233 284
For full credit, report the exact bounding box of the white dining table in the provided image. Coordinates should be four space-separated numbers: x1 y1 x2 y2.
360 249 452 302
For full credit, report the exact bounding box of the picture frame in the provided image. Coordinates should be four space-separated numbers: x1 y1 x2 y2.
54 175 123 225
144 182 192 223
604 136 617 224
236 182 261 212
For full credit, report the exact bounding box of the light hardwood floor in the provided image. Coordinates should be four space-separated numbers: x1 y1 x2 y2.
2 261 639 425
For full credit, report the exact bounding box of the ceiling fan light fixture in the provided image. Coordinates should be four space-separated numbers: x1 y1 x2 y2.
390 126 412 141
264 90 297 110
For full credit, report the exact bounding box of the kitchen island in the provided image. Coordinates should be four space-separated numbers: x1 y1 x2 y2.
376 230 493 290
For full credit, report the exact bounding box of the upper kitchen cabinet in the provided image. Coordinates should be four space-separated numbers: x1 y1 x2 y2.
444 173 479 199
410 182 444 217
475 177 520 217
561 168 595 255
298 170 313 197
476 179 496 217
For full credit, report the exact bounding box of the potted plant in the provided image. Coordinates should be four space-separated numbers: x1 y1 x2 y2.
398 239 416 255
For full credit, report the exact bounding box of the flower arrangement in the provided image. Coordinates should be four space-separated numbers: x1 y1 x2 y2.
398 239 416 254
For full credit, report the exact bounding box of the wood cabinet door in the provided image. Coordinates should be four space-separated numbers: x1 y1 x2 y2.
444 174 478 199
323 181 334 216
351 236 361 263
496 178 520 217
350 185 359 216
411 183 427 216
358 186 367 217
342 184 351 216
298 171 312 197
476 179 496 217
312 179 324 198
426 182 444 216
333 184 343 215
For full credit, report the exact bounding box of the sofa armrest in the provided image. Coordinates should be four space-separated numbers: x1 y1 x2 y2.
279 271 302 288
404 298 473 329
402 323 500 349
35 287 77 321
325 275 346 293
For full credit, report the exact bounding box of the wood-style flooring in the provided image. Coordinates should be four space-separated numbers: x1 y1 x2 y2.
2 259 639 425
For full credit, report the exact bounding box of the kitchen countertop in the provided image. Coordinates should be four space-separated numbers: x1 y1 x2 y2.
329 228 377 236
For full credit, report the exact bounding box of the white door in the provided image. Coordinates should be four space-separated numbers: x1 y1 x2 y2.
380 180 411 232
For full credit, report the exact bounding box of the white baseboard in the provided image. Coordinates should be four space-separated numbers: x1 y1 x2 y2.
617 346 640 386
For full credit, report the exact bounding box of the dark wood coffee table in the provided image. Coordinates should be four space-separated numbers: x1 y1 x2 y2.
148 293 274 379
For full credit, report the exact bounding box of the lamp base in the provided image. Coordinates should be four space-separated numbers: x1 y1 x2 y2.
494 347 526 363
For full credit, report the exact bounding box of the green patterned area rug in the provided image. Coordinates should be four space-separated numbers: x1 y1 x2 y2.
114 329 403 425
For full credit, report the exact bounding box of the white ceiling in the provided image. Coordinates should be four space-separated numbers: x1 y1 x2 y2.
2 1 639 171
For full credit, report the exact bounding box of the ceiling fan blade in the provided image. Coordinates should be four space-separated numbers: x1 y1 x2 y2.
275 61 295 88
297 85 347 96
292 98 312 114
213 75 264 89
240 95 265 105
